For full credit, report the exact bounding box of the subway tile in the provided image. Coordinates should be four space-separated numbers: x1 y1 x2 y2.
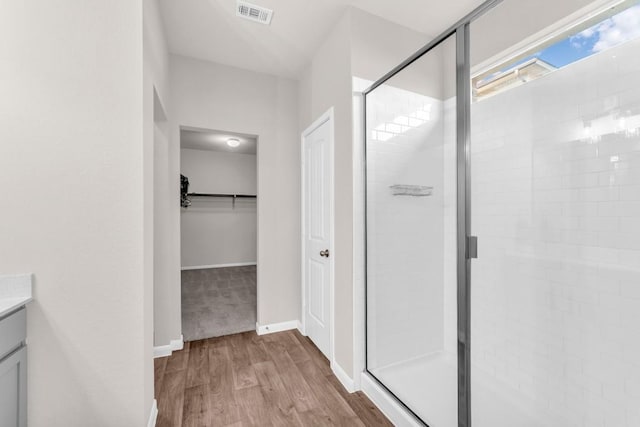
617 249 640 268
618 185 640 200
620 281 640 300
598 232 640 250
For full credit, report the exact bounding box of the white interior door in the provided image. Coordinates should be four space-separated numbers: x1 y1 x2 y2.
302 112 333 359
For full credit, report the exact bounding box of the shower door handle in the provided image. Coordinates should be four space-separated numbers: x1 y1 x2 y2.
320 249 330 258
467 236 478 259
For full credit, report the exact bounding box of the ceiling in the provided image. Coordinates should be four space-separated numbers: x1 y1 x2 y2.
180 127 257 154
158 0 486 78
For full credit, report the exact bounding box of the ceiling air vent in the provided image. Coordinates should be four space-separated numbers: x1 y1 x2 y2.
236 1 273 25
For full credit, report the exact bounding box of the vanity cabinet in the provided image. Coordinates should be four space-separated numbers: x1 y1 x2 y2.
0 307 27 427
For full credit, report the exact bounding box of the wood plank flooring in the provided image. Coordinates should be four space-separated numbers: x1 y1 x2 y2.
155 329 392 427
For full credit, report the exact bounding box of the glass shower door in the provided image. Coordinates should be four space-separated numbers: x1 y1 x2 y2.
470 1 640 426
365 34 459 426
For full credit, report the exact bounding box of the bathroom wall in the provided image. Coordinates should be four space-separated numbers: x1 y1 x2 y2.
349 8 434 97
145 0 183 361
1 1 151 426
298 11 355 375
180 148 257 268
468 36 640 427
366 85 446 368
362 30 460 371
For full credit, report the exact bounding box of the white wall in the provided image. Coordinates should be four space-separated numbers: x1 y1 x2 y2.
350 8 436 97
180 149 257 267
144 0 182 360
363 29 461 370
366 86 446 369
170 55 300 326
469 36 640 427
153 118 175 348
299 6 439 380
299 11 355 376
1 2 149 426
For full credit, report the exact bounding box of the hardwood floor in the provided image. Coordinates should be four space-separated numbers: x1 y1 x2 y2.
155 329 393 427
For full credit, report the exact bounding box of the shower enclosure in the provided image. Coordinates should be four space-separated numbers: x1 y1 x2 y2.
364 0 640 426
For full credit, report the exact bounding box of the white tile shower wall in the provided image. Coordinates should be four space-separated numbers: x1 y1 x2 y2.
367 84 446 369
468 37 640 427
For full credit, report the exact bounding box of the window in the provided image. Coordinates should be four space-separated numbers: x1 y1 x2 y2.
473 0 640 101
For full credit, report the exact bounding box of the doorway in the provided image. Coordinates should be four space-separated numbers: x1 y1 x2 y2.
179 127 258 341
301 109 335 360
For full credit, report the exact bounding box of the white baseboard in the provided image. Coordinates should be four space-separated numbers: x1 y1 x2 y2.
361 372 422 427
256 320 301 336
181 262 256 271
153 335 184 358
153 345 171 359
171 336 185 351
331 361 356 393
147 399 158 427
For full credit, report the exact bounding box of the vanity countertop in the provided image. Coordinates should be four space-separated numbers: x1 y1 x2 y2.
0 274 33 318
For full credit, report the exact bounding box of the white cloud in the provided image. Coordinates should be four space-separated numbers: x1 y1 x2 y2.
588 5 640 52
578 26 596 39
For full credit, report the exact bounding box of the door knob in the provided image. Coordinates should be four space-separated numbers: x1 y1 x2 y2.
320 249 330 258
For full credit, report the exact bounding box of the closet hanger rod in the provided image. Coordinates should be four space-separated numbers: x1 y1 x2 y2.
187 193 256 198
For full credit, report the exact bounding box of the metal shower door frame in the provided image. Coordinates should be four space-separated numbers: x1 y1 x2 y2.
362 1 502 425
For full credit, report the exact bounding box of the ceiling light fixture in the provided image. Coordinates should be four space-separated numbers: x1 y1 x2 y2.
227 138 240 148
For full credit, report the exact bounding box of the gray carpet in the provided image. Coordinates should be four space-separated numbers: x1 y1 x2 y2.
181 265 256 342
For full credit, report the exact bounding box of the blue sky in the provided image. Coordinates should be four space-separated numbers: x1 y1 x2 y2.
536 36 598 68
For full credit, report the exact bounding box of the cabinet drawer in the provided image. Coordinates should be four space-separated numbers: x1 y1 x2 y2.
0 308 26 360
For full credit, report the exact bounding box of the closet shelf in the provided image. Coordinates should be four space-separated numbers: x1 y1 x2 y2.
187 193 256 199
184 192 256 209
389 185 433 197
